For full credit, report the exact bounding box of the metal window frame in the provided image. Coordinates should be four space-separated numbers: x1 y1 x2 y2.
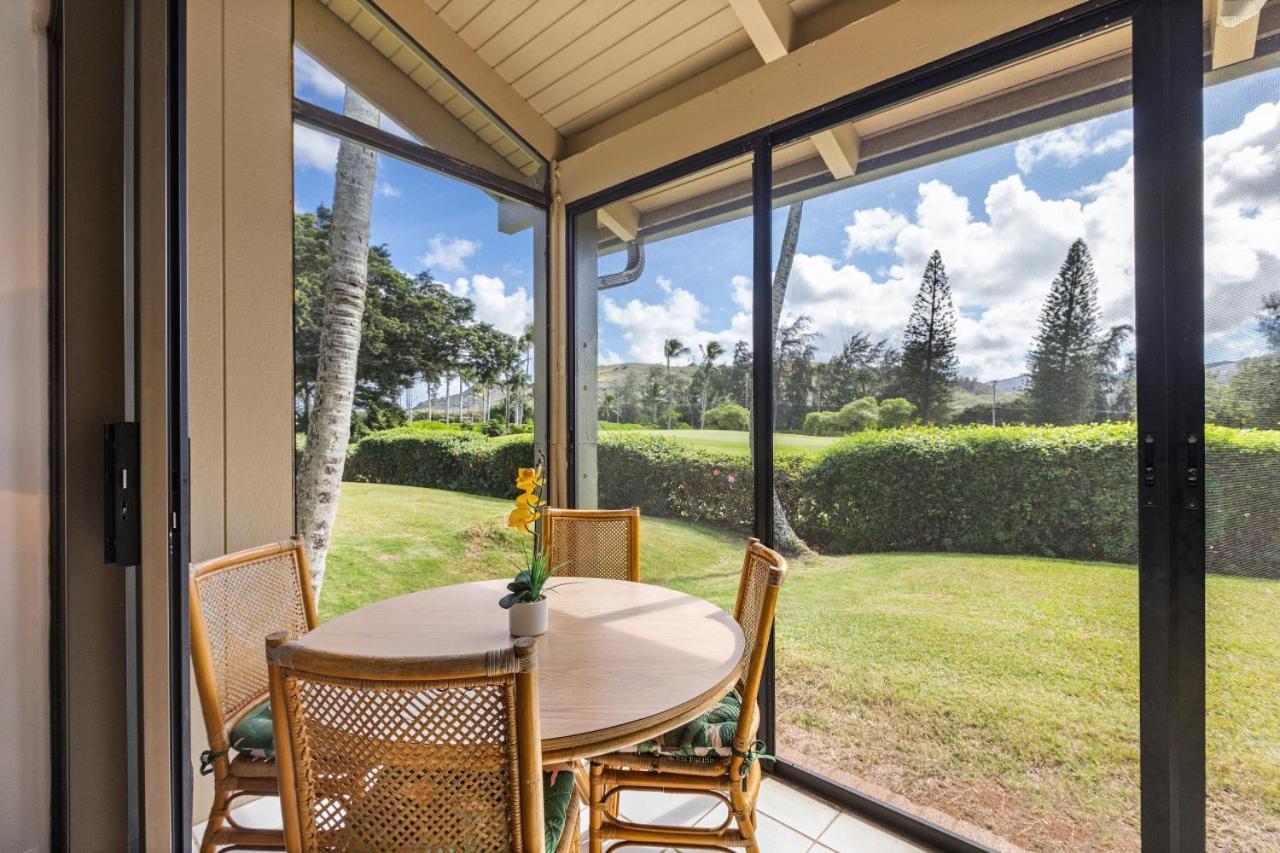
564 1 1209 850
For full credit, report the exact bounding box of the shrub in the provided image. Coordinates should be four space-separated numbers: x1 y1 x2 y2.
346 422 1280 578
704 402 751 431
598 421 648 431
802 411 841 436
792 423 1137 562
345 428 533 498
835 397 880 432
803 397 880 435
877 397 917 428
404 419 466 432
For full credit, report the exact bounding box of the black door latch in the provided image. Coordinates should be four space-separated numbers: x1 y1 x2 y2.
105 422 140 566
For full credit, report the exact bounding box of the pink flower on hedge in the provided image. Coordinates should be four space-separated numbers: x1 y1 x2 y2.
727 474 736 484
713 468 721 476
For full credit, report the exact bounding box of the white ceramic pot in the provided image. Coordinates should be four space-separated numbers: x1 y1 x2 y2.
508 596 549 636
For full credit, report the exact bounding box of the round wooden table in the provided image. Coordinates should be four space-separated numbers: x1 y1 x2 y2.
295 578 746 762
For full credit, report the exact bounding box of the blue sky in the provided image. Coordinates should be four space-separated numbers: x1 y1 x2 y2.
293 49 535 344
295 47 1280 383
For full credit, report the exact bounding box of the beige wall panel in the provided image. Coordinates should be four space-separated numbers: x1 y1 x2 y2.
186 0 228 821
222 3 296 552
0 1 50 849
188 0 228 564
558 0 1082 202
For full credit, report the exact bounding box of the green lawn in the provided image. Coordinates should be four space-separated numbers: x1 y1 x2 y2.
323 482 1280 851
631 428 835 456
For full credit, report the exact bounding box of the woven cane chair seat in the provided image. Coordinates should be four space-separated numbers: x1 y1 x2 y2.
229 700 275 759
612 691 757 760
586 539 788 852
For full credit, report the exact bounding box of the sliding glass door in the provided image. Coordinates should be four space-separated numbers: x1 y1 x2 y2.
1201 8 1280 848
768 26 1142 851
567 4 1213 850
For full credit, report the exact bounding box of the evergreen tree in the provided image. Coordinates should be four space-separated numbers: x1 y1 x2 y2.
1262 291 1280 353
898 250 958 423
730 340 752 408
1026 239 1103 424
1093 323 1134 421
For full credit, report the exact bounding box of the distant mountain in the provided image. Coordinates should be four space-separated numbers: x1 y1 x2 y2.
1208 360 1241 381
597 362 698 393
994 374 1030 392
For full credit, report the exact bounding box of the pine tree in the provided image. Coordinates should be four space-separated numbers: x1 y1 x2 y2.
1026 238 1103 425
898 250 958 423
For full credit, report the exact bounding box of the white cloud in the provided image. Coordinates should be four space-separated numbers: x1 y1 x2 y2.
596 99 1280 375
1202 99 1280 358
1015 119 1133 173
790 169 1137 379
601 276 750 363
420 235 479 273
844 207 909 255
376 181 402 198
293 48 345 100
293 124 339 173
448 274 532 336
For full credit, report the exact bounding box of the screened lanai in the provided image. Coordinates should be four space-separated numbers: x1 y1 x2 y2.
31 1 1280 852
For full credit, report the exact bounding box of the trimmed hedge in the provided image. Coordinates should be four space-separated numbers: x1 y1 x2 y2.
345 428 535 499
344 422 1280 577
793 423 1137 562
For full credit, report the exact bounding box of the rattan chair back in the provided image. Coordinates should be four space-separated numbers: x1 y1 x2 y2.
266 634 548 853
730 538 788 765
190 536 318 763
543 507 641 582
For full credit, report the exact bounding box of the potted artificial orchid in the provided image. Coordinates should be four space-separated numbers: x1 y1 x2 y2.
499 462 560 635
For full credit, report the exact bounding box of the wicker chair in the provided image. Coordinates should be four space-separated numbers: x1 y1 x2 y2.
265 633 581 853
189 536 318 852
542 507 641 582
586 538 788 852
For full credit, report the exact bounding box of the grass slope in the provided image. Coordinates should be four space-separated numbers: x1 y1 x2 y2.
323 482 1280 851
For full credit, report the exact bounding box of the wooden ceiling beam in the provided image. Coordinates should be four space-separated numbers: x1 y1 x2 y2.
1211 0 1265 70
597 202 641 242
727 0 867 179
728 0 795 62
558 1 1095 204
810 122 862 179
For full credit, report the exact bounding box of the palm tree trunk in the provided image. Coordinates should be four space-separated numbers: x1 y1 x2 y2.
753 202 810 557
295 88 379 597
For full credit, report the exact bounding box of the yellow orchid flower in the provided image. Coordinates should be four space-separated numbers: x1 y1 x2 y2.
515 465 545 492
507 504 537 532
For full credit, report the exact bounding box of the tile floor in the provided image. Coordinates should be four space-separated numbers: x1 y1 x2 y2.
194 776 933 852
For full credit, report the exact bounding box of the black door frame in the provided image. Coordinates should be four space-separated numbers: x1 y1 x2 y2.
564 2 1208 850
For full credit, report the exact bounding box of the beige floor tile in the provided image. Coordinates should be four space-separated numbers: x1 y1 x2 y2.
752 812 818 852
756 777 840 838
616 789 719 827
818 812 929 852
